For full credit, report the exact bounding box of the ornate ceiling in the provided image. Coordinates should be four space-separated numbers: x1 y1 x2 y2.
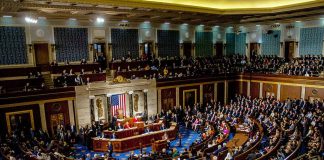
0 0 323 25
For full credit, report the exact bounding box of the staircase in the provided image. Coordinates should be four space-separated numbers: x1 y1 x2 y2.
43 73 54 88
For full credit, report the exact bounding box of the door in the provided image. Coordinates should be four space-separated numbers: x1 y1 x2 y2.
34 43 49 66
249 43 259 61
143 42 153 60
50 113 65 136
215 43 223 58
183 42 192 58
285 41 295 61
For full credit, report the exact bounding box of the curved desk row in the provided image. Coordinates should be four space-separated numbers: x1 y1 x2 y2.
93 123 178 152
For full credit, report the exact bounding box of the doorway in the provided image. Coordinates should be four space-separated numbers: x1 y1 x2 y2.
50 113 64 136
285 41 295 61
183 42 192 58
215 42 223 58
143 41 153 60
249 43 259 61
34 43 49 67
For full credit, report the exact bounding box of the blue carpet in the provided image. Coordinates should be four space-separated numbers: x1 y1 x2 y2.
73 125 200 159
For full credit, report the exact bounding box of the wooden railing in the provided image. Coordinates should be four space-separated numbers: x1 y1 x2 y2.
256 130 283 160
285 132 302 160
234 119 264 160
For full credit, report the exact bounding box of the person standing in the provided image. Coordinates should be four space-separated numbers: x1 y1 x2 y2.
107 141 113 157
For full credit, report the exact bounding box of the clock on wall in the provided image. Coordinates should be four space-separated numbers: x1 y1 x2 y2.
36 28 45 38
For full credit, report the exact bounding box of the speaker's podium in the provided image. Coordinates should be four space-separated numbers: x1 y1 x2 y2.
152 139 168 152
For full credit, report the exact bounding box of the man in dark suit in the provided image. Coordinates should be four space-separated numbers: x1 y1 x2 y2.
107 142 113 157
160 123 166 130
116 123 123 130
144 127 150 133
110 132 117 139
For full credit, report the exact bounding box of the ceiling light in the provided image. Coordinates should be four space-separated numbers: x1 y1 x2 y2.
69 18 77 21
96 17 105 23
228 26 233 28
164 22 170 24
38 17 46 20
275 22 280 24
121 19 128 23
199 24 204 26
183 23 188 25
295 20 301 22
320 17 324 20
3 15 12 18
25 17 38 24
256 24 260 26
214 25 219 27
144 21 150 23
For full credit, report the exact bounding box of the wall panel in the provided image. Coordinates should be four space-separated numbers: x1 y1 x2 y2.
179 85 200 107
262 83 277 98
305 87 324 101
250 82 260 98
161 88 176 111
203 83 214 104
280 85 301 101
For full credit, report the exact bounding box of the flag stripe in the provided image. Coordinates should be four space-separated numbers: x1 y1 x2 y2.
111 94 126 117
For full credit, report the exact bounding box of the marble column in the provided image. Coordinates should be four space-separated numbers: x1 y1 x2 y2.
89 96 95 122
143 89 148 120
128 91 134 117
39 103 47 132
68 100 75 126
106 94 112 122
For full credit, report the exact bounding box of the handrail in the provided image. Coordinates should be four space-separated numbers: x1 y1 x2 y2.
256 129 283 160
285 132 302 160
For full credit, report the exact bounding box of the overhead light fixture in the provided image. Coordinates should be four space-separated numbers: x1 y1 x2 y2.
183 23 188 25
3 15 12 18
295 20 301 22
69 18 77 21
25 16 38 24
96 17 105 23
199 24 204 26
320 17 324 20
214 25 219 27
275 22 280 24
256 24 260 27
121 19 128 23
164 22 170 24
228 26 233 28
144 21 150 23
38 17 46 20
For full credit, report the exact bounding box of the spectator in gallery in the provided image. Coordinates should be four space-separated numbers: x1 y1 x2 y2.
27 72 34 78
40 83 47 90
75 74 83 85
116 123 123 130
62 69 68 76
24 82 32 92
110 131 117 139
98 67 103 73
64 59 70 65
69 69 74 75
80 58 87 65
144 127 150 133
36 72 42 78
50 60 58 66
127 51 132 59
160 123 166 130
163 67 169 78
80 68 85 75
85 77 90 84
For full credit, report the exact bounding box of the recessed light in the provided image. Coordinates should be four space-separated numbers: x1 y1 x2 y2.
69 18 76 21
164 22 170 24
199 24 204 26
214 26 219 27
256 24 260 26
275 22 280 24
295 20 301 22
3 15 12 18
25 17 38 24
144 21 150 23
183 23 188 25
228 26 233 28
320 18 324 20
96 17 105 23
121 19 128 23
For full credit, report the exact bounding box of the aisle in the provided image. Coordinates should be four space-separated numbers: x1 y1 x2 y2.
73 125 200 159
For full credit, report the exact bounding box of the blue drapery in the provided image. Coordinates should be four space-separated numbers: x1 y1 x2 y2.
262 30 281 55
299 27 324 55
111 29 139 59
0 26 27 64
226 33 235 55
157 30 179 57
195 32 213 57
54 28 88 62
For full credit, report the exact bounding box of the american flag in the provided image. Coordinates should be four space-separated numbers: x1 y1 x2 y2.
111 94 126 117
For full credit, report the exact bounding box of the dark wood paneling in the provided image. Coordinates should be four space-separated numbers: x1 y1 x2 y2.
305 87 324 101
217 82 225 104
228 81 241 100
179 85 200 107
250 82 260 99
0 104 41 138
203 83 214 104
34 43 49 65
280 85 301 101
242 81 248 96
45 101 70 135
262 83 277 98
161 88 176 111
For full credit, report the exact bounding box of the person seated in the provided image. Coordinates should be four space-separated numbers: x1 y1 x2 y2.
80 68 85 75
98 67 103 73
50 60 58 66
75 75 83 85
160 123 166 130
64 59 70 65
144 127 150 133
62 69 68 76
36 72 42 78
69 69 74 75
162 132 168 140
110 132 117 139
80 59 87 65
28 72 34 78
123 122 131 129
133 116 139 123
116 123 123 130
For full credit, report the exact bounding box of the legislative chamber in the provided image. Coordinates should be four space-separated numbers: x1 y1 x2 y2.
0 0 323 160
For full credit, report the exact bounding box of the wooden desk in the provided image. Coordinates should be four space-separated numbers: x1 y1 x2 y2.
103 123 161 139
152 140 168 152
93 123 178 152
